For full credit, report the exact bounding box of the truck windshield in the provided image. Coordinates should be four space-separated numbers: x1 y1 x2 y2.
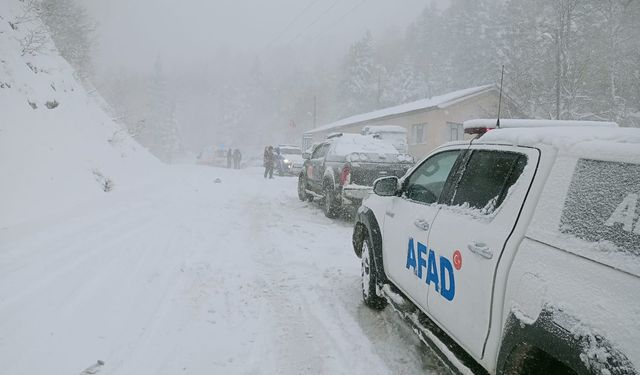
280 148 301 155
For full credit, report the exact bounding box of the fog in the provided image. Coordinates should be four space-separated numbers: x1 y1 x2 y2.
74 0 640 162
85 0 437 71
81 0 448 159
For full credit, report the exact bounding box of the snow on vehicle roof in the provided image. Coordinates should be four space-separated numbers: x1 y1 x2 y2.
331 134 400 155
478 126 640 152
464 118 619 130
306 84 494 135
362 125 407 134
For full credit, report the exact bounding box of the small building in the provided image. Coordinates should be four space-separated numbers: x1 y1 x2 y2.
303 84 521 158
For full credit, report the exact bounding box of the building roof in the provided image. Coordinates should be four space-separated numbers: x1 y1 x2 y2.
305 84 495 135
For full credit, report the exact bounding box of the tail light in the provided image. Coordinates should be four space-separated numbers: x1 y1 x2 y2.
340 163 351 186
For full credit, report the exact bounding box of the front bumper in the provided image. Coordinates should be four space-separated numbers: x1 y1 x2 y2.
289 164 303 175
341 184 373 202
282 162 303 175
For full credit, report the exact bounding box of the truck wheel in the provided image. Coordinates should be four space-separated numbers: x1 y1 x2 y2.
502 344 575 375
298 175 307 201
361 237 387 310
323 184 339 218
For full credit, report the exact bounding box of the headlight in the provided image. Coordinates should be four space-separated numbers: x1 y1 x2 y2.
283 159 290 164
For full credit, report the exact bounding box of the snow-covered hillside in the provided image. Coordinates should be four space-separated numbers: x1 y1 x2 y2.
0 0 159 227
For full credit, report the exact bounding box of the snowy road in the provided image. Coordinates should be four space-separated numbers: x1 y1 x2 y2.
0 166 450 375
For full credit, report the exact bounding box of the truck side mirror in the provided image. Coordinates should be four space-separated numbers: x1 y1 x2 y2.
373 176 399 197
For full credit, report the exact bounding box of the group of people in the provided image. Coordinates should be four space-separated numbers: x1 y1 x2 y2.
263 146 293 178
226 149 242 169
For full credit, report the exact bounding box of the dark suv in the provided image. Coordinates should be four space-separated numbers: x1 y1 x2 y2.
297 133 414 218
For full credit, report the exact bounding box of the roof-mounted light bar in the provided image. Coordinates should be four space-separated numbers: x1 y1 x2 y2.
463 119 619 136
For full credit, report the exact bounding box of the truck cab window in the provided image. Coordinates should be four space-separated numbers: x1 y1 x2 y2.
451 150 527 214
403 150 461 204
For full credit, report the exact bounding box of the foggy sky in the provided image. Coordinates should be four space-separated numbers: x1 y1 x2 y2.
84 0 446 72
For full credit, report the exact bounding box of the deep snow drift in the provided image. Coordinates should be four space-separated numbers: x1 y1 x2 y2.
0 0 159 228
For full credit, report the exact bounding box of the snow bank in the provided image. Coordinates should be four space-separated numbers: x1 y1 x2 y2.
0 0 159 227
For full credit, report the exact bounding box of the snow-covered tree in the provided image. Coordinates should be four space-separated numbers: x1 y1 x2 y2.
381 56 428 106
141 58 182 162
442 0 502 89
404 3 449 96
337 31 383 116
39 0 94 78
577 0 640 125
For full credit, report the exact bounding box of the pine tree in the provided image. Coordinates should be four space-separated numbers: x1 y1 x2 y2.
578 0 640 125
143 58 182 162
498 0 557 118
405 3 448 96
442 0 502 90
382 56 427 106
337 31 382 116
39 0 94 79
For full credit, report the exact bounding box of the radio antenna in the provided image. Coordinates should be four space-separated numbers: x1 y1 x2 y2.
496 65 504 129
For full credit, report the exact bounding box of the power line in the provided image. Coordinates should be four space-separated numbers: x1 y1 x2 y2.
309 0 369 41
286 0 342 45
260 0 323 53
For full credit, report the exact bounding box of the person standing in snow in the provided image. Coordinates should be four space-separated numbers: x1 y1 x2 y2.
263 146 275 179
227 149 233 169
274 147 284 176
233 149 242 169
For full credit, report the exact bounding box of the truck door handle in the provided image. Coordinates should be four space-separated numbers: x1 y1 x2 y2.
414 219 430 231
467 242 493 259
385 210 395 218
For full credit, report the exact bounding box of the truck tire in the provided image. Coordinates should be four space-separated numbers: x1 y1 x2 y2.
298 174 308 201
502 344 576 375
298 174 314 202
323 184 339 218
361 236 387 310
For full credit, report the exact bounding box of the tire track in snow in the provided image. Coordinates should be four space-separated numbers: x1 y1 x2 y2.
239 184 393 374
240 175 451 375
0 212 163 315
0 167 451 374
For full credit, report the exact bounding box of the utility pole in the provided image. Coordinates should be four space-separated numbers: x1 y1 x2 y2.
313 95 317 129
376 71 382 109
555 15 562 120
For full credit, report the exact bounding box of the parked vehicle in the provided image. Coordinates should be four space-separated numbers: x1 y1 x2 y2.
196 146 228 168
298 133 414 218
361 125 409 154
277 145 304 176
352 119 639 375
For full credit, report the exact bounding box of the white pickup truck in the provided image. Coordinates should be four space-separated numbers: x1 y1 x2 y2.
352 119 639 375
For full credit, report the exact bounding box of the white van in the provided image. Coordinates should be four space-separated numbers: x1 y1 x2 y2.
361 125 409 154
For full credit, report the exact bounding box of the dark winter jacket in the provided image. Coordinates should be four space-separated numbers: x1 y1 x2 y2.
263 148 275 167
